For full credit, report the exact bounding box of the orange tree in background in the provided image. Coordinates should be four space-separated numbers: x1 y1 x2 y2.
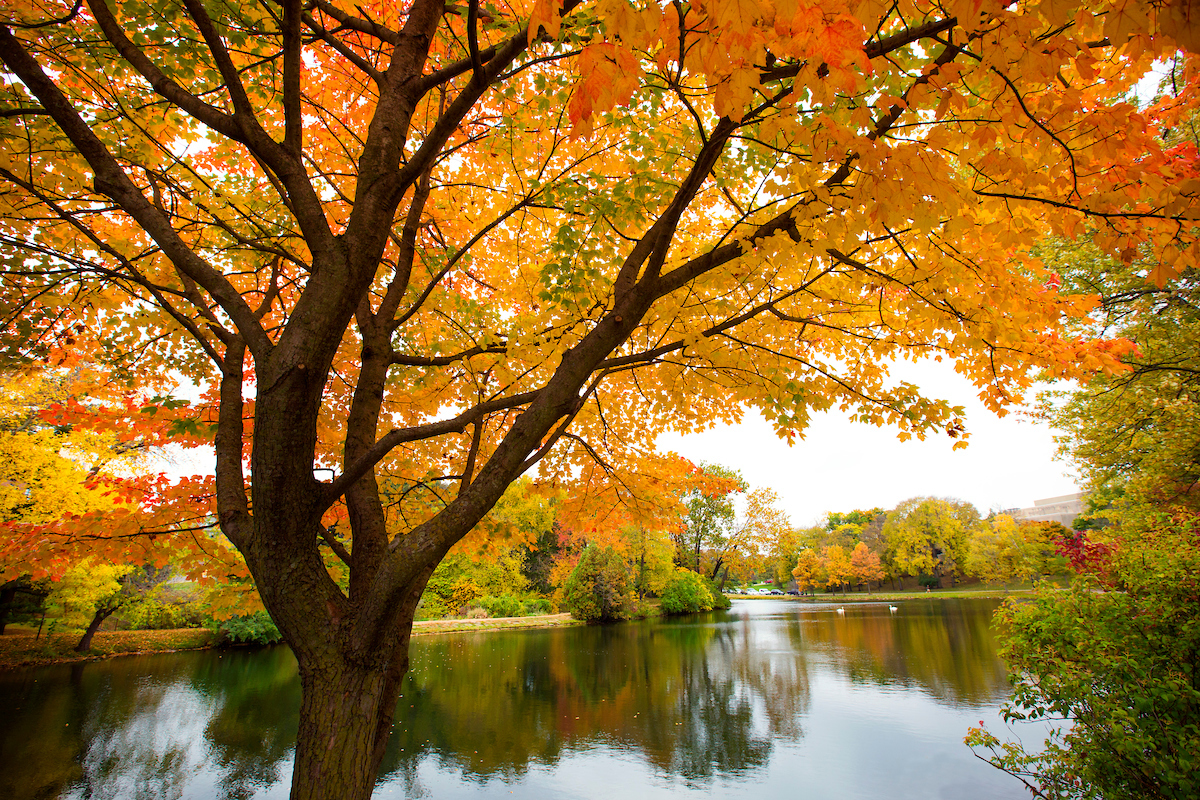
1 1 1197 797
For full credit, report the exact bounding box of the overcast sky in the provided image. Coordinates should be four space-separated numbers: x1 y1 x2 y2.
656 357 1081 528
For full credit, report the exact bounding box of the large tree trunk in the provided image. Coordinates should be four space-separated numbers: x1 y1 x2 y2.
291 641 410 800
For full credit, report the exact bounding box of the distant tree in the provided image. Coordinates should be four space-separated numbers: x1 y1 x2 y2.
1020 520 1072 577
791 549 824 596
50 562 172 651
675 464 744 573
849 543 885 593
0 575 49 634
883 497 979 586
562 545 633 623
708 487 791 587
520 522 565 597
965 514 1034 585
659 569 715 615
419 548 528 619
824 545 854 595
825 523 863 549
623 525 674 601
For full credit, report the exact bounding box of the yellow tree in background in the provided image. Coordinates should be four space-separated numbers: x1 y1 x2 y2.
824 544 854 594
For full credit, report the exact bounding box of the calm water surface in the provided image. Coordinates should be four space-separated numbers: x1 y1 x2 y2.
0 598 1040 799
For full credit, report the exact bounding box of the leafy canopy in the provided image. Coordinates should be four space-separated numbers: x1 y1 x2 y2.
1 1 1198 796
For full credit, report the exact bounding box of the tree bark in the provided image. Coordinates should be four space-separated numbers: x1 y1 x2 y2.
290 640 410 800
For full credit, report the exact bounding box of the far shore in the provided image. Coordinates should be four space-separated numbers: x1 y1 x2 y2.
0 590 1030 672
728 587 1037 601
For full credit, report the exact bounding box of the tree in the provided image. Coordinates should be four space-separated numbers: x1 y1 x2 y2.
707 486 791 587
848 542 885 593
623 524 674 600
1043 250 1200 511
48 561 172 651
0 575 48 634
561 544 633 622
659 568 715 615
791 549 824 596
676 463 744 574
823 544 853 594
1 2 1196 797
883 497 979 587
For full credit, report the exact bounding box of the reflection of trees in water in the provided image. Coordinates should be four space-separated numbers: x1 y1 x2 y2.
194 648 300 799
0 648 301 800
378 616 809 787
795 599 1010 704
1 604 1006 798
67 682 211 800
0 665 87 799
0 654 213 800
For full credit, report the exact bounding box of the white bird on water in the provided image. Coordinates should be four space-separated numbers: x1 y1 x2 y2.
837 607 845 614
889 606 898 613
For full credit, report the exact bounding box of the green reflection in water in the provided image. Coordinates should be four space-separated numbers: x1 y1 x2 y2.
0 598 1016 800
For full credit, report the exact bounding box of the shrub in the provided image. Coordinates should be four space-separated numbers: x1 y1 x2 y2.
521 597 554 615
478 595 522 618
216 611 283 645
968 511 1200 800
563 545 632 622
660 570 715 615
701 575 732 610
415 597 448 621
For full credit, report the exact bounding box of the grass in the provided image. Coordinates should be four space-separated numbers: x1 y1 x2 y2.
412 612 583 635
0 627 218 671
0 613 585 670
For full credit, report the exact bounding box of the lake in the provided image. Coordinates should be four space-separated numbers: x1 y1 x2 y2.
0 598 1041 799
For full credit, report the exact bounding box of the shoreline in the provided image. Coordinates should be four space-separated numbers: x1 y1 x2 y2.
0 613 584 672
1 592 1028 672
728 588 1036 602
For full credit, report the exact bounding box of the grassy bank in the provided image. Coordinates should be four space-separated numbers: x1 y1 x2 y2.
412 612 583 636
0 628 218 671
0 613 584 671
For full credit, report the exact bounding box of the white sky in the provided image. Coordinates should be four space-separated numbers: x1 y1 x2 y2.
656 358 1080 528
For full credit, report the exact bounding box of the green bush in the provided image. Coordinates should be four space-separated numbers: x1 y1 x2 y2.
968 512 1200 800
521 597 554 615
660 570 715 615
415 597 448 621
563 545 632 622
478 595 522 618
216 611 283 645
121 595 207 630
702 575 732 610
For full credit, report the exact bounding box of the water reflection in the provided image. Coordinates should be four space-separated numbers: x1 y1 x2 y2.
773 598 1011 703
0 598 1023 800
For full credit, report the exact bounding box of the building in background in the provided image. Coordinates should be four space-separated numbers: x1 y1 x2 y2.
1000 492 1084 528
